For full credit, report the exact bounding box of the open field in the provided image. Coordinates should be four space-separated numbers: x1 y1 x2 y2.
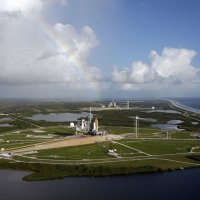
0 99 200 180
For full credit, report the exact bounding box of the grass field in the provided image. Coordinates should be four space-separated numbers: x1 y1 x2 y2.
0 99 200 181
32 141 139 160
43 126 76 135
121 140 200 155
12 139 200 164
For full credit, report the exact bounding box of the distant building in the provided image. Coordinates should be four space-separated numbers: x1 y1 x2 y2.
108 100 117 108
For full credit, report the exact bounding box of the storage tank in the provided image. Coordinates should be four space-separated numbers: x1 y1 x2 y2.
69 122 75 127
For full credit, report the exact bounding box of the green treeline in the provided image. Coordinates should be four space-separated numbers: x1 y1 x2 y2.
187 154 200 161
0 161 162 181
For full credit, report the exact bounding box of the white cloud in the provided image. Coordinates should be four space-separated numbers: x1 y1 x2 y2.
0 0 68 13
112 48 200 92
54 23 99 59
0 2 101 90
0 0 199 98
112 67 128 82
129 61 155 83
0 0 42 12
150 48 197 81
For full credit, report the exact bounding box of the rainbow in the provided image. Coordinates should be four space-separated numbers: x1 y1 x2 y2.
31 14 101 98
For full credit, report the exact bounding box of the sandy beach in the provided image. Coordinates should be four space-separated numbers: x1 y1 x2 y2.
168 99 200 114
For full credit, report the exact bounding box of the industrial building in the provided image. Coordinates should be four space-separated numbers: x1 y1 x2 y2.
72 107 106 136
108 100 117 108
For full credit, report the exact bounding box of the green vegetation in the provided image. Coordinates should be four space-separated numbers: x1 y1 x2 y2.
187 154 200 161
34 141 139 160
121 140 200 155
36 143 112 160
170 131 194 139
102 126 134 134
43 126 75 136
0 156 199 181
0 159 162 181
0 99 200 181
33 139 200 161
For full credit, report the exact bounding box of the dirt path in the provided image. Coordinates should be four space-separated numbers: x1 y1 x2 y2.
113 141 151 156
10 116 41 128
10 134 122 153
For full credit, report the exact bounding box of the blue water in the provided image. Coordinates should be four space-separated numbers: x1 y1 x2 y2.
152 123 184 131
173 97 200 111
29 112 89 122
1 169 200 200
0 123 13 127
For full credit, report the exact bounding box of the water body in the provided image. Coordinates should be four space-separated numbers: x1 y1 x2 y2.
167 120 183 125
0 123 13 127
30 112 89 122
151 124 184 131
171 97 200 113
192 122 199 125
174 97 200 110
139 117 157 122
146 110 181 114
0 117 12 122
1 169 200 200
152 119 184 131
130 117 157 122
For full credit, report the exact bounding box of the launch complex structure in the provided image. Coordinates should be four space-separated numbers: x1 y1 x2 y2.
74 107 105 136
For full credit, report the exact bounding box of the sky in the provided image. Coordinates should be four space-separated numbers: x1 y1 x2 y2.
0 0 200 99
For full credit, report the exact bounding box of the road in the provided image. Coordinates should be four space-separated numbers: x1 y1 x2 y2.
10 115 41 128
113 141 151 156
11 151 200 167
9 134 122 153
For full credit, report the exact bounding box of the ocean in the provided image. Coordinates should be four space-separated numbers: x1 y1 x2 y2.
172 97 200 111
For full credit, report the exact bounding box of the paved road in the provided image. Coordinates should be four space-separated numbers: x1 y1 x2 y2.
9 135 122 153
10 115 41 128
113 141 151 156
11 151 200 167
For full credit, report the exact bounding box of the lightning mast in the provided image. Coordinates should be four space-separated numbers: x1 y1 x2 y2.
88 107 92 131
127 101 130 109
135 116 139 138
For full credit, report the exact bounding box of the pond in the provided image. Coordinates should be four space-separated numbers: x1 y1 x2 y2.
151 119 184 131
167 120 183 125
151 124 184 131
192 122 199 125
138 117 157 122
29 112 90 122
0 117 13 122
145 110 181 114
0 123 13 127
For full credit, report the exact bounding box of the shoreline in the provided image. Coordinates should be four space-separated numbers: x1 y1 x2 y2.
0 99 200 181
168 99 200 114
0 160 199 181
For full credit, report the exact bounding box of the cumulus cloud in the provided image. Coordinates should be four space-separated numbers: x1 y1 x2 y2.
112 47 200 91
0 0 68 12
0 0 101 90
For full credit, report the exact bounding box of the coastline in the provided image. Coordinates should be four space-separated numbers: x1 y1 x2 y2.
0 160 199 181
168 99 200 114
1 99 200 181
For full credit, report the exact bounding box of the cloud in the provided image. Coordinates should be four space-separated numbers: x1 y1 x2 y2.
0 0 68 12
150 48 197 81
0 0 42 12
112 47 200 92
0 0 199 98
0 1 101 90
